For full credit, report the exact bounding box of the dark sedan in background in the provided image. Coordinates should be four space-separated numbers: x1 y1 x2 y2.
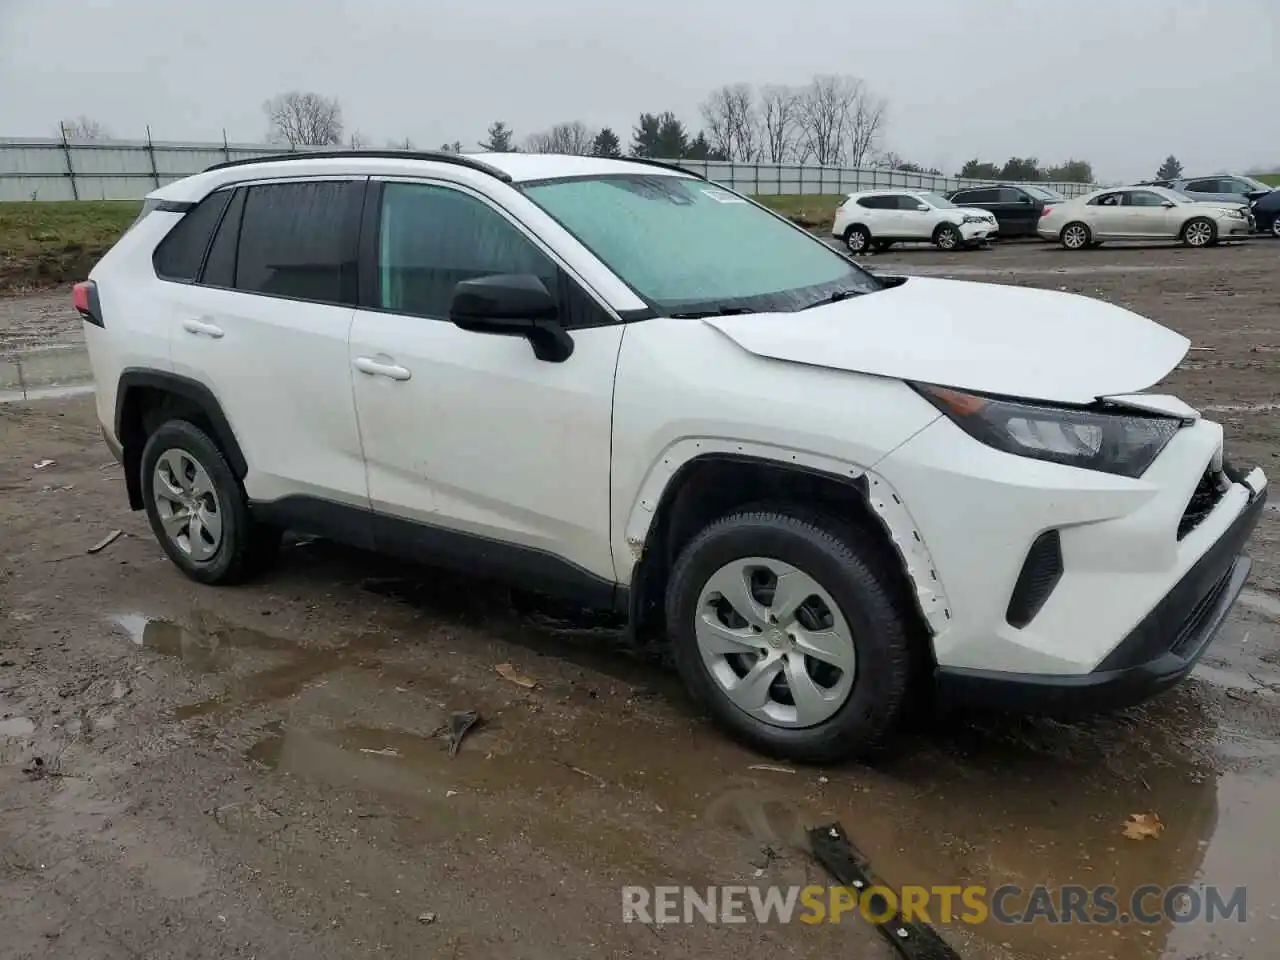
1250 189 1280 237
947 183 1068 237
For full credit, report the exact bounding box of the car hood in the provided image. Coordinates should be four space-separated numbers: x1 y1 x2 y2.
703 277 1190 405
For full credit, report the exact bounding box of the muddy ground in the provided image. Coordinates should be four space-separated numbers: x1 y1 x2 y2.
1 240 1278 960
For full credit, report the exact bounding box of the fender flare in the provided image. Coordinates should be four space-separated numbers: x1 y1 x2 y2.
115 369 247 478
619 439 952 636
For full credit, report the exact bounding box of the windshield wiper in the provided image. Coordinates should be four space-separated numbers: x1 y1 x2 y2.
800 289 865 310
668 306 755 319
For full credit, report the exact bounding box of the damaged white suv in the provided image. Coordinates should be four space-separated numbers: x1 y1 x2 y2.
79 151 1268 762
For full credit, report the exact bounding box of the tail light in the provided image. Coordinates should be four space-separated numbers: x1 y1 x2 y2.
1039 206 1054 218
73 280 103 327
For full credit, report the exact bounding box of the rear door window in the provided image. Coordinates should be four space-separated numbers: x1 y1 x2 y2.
1184 179 1220 193
232 180 363 305
201 188 246 288
958 188 998 204
152 190 233 282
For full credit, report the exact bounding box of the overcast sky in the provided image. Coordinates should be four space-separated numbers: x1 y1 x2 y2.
0 0 1275 181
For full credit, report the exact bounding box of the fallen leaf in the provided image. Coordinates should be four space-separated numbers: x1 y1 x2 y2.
87 529 125 554
1123 812 1164 840
32 459 55 470
748 764 796 775
358 747 400 758
495 662 537 689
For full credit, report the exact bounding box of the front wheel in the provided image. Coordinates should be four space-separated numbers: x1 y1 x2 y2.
933 224 961 250
665 510 916 763
1181 217 1216 248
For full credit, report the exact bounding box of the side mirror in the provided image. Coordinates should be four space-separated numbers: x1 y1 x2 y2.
1161 201 1176 208
449 274 574 363
915 203 930 212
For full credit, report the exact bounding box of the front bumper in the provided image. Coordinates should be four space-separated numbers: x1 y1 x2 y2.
936 481 1267 715
958 221 995 243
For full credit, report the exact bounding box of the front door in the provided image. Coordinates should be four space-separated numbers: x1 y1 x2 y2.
1120 189 1178 238
347 179 623 601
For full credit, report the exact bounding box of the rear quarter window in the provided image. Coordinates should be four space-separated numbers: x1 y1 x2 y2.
152 190 233 282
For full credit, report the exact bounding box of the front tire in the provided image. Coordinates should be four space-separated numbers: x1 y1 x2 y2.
1181 217 1216 248
665 510 915 764
933 223 961 251
1060 222 1091 250
140 420 279 585
844 225 871 255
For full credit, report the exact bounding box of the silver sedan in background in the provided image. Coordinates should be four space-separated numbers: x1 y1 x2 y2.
1038 186 1253 249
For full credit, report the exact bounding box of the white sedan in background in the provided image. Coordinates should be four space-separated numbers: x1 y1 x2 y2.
1038 186 1252 249
832 190 997 253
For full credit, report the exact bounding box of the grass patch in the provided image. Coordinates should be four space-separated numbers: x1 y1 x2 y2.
0 200 141 292
753 194 846 230
1256 173 1280 188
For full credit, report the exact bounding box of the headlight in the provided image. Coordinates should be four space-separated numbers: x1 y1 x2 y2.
1223 209 1244 219
912 384 1184 478
961 214 984 224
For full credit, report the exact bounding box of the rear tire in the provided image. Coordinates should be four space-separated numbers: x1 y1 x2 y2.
140 420 279 585
1060 222 1091 250
1271 217 1280 238
1181 217 1216 248
844 225 871 255
665 509 915 764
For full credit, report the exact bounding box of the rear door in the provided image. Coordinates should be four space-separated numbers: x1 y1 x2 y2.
998 187 1038 236
1086 191 1128 237
168 177 370 513
1182 178 1229 202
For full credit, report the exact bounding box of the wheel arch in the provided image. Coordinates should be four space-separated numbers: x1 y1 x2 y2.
623 447 948 652
115 369 246 510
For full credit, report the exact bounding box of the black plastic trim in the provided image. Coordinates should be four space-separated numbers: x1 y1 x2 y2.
251 495 621 611
203 149 514 183
1005 529 1064 628
115 369 248 479
937 485 1266 716
155 199 195 213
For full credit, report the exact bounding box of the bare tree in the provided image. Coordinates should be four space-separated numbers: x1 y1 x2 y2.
758 85 800 163
524 121 596 155
60 117 108 141
794 74 886 167
385 137 414 150
700 83 758 161
347 131 367 149
263 91 343 147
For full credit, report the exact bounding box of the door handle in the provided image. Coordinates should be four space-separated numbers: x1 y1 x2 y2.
182 318 224 339
354 356 412 381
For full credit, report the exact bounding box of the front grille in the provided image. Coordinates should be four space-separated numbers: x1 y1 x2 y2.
1006 530 1064 628
1178 469 1227 540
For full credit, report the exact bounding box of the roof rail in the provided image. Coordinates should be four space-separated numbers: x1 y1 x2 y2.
621 156 708 181
202 149 514 182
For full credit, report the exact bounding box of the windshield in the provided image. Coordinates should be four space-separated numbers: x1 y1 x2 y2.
521 175 881 315
918 192 956 208
1024 185 1066 201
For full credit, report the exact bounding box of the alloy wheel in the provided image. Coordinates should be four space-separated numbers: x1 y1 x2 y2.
152 448 223 562
1185 220 1213 247
1063 224 1088 249
694 557 856 729
936 227 959 250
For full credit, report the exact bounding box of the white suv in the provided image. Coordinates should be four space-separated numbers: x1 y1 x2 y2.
832 189 998 253
78 151 1268 762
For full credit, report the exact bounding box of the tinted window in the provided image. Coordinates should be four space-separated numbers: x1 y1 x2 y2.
996 188 1025 203
856 196 889 209
1124 191 1168 207
1184 179 1220 193
152 190 232 281
378 182 559 321
893 195 925 210
957 188 998 204
1092 193 1122 206
1222 179 1252 195
202 188 245 288
234 181 360 304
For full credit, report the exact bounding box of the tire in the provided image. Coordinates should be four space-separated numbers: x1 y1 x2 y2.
1060 222 1091 250
871 240 894 253
1271 217 1280 239
933 223 961 251
1181 217 1216 248
665 509 916 764
140 419 280 585
843 225 871 255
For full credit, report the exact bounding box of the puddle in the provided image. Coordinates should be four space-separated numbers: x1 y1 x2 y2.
0 716 36 738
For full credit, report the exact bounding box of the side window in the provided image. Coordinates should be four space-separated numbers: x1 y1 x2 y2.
233 180 361 305
152 190 232 282
1223 179 1251 195
1124 191 1167 207
895 195 925 210
1184 179 1218 193
950 190 974 204
855 196 887 209
376 182 608 329
961 188 998 204
996 187 1025 203
1092 193 1122 207
201 188 245 288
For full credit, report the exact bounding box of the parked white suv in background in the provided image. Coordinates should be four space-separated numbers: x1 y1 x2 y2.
78 151 1268 763
832 189 998 253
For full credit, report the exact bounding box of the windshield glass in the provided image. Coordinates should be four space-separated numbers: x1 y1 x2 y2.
1024 185 1066 201
522 175 881 315
918 192 956 208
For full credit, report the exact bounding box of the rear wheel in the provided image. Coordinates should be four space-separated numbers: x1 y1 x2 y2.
141 420 280 585
844 225 871 254
1060 222 1091 250
933 223 961 251
666 509 916 763
1181 217 1216 248
1271 217 1280 238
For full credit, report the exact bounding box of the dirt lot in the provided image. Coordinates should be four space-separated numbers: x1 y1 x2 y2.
1 239 1278 960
